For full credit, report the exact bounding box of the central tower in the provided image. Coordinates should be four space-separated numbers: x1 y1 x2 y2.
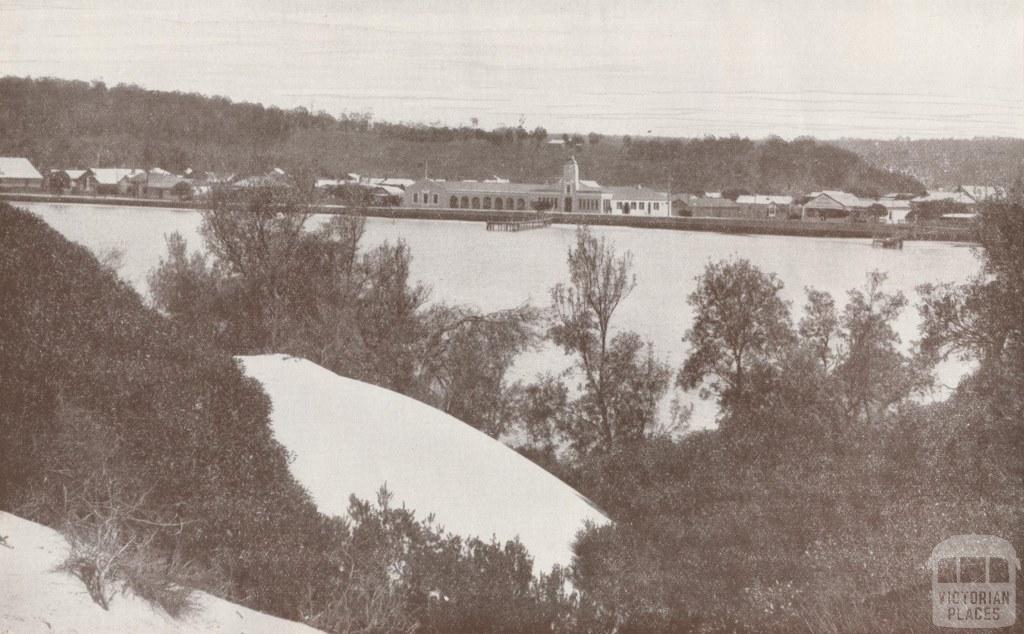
562 155 580 189
561 155 580 211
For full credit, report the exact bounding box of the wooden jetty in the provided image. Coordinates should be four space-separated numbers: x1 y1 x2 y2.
872 236 905 249
485 217 552 232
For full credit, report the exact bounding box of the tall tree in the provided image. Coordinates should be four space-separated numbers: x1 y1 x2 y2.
151 185 323 352
799 287 839 370
678 258 793 413
835 271 929 423
550 226 635 433
150 187 535 421
352 240 429 393
416 303 541 435
547 227 671 453
918 199 1024 365
917 196 1024 483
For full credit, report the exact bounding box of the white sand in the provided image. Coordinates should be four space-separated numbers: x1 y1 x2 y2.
0 511 321 633
238 354 609 573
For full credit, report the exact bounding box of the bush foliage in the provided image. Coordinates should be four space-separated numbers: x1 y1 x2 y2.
0 202 568 630
559 199 1024 632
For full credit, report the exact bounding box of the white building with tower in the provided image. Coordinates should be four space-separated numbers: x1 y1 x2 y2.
402 157 668 216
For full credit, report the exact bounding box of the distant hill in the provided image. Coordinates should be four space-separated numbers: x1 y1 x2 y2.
1 76 922 195
830 137 1024 189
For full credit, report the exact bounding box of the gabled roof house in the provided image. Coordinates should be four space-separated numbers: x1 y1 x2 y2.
0 157 44 189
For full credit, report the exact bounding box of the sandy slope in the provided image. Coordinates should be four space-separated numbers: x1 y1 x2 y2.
238 354 609 574
0 511 320 634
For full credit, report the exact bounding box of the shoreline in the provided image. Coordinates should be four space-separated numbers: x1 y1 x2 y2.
1 192 975 242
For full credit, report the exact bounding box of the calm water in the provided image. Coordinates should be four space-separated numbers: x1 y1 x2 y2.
28 202 981 429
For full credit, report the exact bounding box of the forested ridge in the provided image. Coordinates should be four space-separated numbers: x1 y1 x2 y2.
1 76 925 195
832 137 1024 190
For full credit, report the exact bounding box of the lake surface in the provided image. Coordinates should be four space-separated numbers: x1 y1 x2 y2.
26 202 981 429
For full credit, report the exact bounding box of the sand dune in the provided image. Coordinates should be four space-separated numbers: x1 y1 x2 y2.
0 511 320 633
238 354 609 574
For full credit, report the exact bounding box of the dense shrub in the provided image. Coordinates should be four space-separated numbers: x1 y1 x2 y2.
556 200 1024 632
0 202 339 617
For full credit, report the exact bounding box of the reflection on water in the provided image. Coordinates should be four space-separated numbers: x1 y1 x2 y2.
27 202 981 429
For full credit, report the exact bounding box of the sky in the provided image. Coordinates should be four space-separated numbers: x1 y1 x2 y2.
2 0 1022 139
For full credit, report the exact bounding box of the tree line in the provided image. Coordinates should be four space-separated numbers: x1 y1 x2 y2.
1 76 925 196
833 137 1024 191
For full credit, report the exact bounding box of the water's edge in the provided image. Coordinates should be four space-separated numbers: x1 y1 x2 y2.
0 192 974 242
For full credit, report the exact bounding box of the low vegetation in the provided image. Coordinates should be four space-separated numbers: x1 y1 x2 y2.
58 485 197 617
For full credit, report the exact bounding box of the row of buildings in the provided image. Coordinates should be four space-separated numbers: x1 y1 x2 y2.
683 188 1001 224
48 168 194 199
1 156 1006 223
0 157 302 200
801 187 1003 223
682 194 799 219
4 160 279 200
0 159 195 199
0 157 415 204
401 158 1004 224
315 174 417 205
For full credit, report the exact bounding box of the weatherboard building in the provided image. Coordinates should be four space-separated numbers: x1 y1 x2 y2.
0 157 44 190
403 157 669 216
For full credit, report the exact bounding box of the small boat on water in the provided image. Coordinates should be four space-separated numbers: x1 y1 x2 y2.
872 236 904 249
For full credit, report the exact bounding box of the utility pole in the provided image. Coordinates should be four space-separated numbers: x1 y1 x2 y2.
667 170 673 217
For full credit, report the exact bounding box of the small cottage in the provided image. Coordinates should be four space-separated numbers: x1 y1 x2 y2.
0 157 44 190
